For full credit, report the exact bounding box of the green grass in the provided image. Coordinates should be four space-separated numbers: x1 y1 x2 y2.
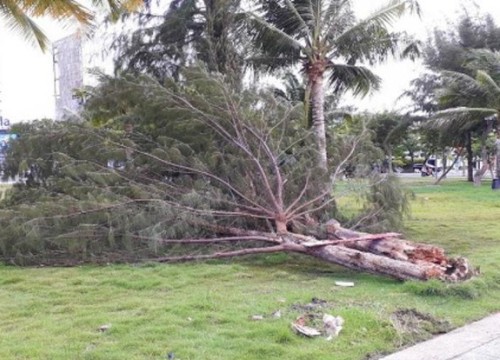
1 180 500 359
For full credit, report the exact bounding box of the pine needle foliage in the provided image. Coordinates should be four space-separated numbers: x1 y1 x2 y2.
1 68 410 265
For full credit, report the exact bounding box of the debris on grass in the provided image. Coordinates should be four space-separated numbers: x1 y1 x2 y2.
98 324 112 332
335 281 355 287
291 322 322 337
323 314 344 340
292 313 345 340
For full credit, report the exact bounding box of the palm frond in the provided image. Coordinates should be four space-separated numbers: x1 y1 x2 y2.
321 0 354 41
22 0 92 24
283 0 313 42
400 39 421 60
334 0 415 47
328 63 381 97
465 49 500 81
429 107 496 132
476 69 500 99
246 55 302 71
0 0 49 50
92 0 144 20
247 12 307 53
441 70 480 88
438 70 488 108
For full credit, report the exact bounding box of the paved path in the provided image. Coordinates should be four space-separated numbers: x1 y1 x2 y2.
381 313 500 360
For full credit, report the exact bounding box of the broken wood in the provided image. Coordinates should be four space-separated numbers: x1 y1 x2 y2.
322 220 450 266
153 221 476 282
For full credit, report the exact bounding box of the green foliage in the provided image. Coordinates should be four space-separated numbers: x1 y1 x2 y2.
112 0 245 82
0 69 324 263
354 175 413 232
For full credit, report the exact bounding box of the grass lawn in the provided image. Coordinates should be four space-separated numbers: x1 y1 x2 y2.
1 179 499 359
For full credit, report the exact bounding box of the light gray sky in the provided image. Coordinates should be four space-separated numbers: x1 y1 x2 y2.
0 0 499 123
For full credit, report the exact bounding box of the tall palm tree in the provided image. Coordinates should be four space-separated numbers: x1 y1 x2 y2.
248 0 420 170
0 0 143 51
431 50 500 180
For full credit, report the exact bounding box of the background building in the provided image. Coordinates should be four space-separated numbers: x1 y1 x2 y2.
53 33 84 120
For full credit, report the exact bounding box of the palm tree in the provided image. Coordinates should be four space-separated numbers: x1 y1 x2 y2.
248 0 420 170
431 50 500 181
0 0 143 51
114 0 245 83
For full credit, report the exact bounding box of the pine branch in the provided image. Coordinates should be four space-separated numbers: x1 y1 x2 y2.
131 235 281 244
302 232 401 247
153 243 306 262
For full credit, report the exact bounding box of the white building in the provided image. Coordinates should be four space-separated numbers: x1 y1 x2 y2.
52 33 85 120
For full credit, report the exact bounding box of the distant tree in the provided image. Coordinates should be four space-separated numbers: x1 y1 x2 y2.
431 50 500 183
369 112 413 173
406 12 500 181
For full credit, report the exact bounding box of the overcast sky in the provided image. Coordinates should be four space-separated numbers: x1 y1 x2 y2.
0 0 499 123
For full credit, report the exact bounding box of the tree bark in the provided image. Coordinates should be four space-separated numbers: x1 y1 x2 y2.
309 65 328 171
309 245 445 281
496 137 500 180
302 223 476 281
435 149 463 185
154 221 477 282
466 131 474 182
473 148 489 186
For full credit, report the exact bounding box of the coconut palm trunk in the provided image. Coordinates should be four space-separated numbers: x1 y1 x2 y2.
309 63 328 170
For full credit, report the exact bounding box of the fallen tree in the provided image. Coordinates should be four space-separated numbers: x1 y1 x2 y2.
150 220 476 282
1 70 476 282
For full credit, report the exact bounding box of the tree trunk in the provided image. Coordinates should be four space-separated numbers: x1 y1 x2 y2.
441 151 447 179
157 221 477 282
435 149 463 185
496 137 500 180
473 148 489 186
309 246 445 281
309 66 328 171
302 222 476 281
387 149 393 174
466 131 474 182
474 123 493 186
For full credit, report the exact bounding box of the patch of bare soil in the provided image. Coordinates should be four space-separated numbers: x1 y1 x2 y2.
391 308 452 343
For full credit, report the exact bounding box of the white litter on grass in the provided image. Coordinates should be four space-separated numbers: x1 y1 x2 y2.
335 281 355 287
291 323 322 337
323 314 344 341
